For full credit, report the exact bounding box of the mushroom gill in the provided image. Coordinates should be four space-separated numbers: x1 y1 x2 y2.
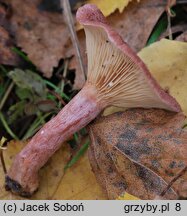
77 4 181 112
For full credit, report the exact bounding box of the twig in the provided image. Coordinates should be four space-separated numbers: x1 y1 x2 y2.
0 82 14 111
60 59 69 93
166 0 176 40
159 24 187 40
0 137 7 174
0 80 13 177
166 10 175 40
61 0 86 82
167 15 173 40
160 166 187 197
0 151 7 174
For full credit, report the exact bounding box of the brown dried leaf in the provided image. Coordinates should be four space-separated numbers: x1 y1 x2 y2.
0 4 20 66
6 0 71 77
88 109 187 199
107 0 166 52
3 0 166 88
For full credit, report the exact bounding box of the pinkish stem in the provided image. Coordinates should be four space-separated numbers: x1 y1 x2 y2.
6 84 103 196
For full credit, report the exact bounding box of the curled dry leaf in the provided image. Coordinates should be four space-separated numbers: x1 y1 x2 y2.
88 109 187 200
0 4 20 65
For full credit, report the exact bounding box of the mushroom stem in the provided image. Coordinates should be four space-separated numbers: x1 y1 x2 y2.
5 83 103 196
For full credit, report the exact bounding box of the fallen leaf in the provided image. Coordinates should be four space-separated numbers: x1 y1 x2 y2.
0 4 20 66
3 0 166 89
0 140 70 199
51 147 106 200
89 109 187 199
6 0 71 78
86 0 133 17
0 140 106 199
138 39 187 115
117 192 139 200
109 0 167 52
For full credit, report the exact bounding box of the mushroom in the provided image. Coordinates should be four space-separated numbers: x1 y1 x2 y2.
5 4 181 197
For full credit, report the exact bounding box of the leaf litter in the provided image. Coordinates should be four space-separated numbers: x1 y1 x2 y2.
88 109 187 199
5 0 70 78
1 0 187 199
1 0 168 89
0 3 20 66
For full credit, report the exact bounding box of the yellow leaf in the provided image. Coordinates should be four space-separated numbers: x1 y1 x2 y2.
0 137 7 150
117 192 139 200
0 140 107 199
51 151 106 200
103 106 126 116
86 0 135 17
76 0 136 30
138 39 187 115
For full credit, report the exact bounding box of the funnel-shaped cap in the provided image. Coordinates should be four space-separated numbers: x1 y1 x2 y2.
76 4 181 112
